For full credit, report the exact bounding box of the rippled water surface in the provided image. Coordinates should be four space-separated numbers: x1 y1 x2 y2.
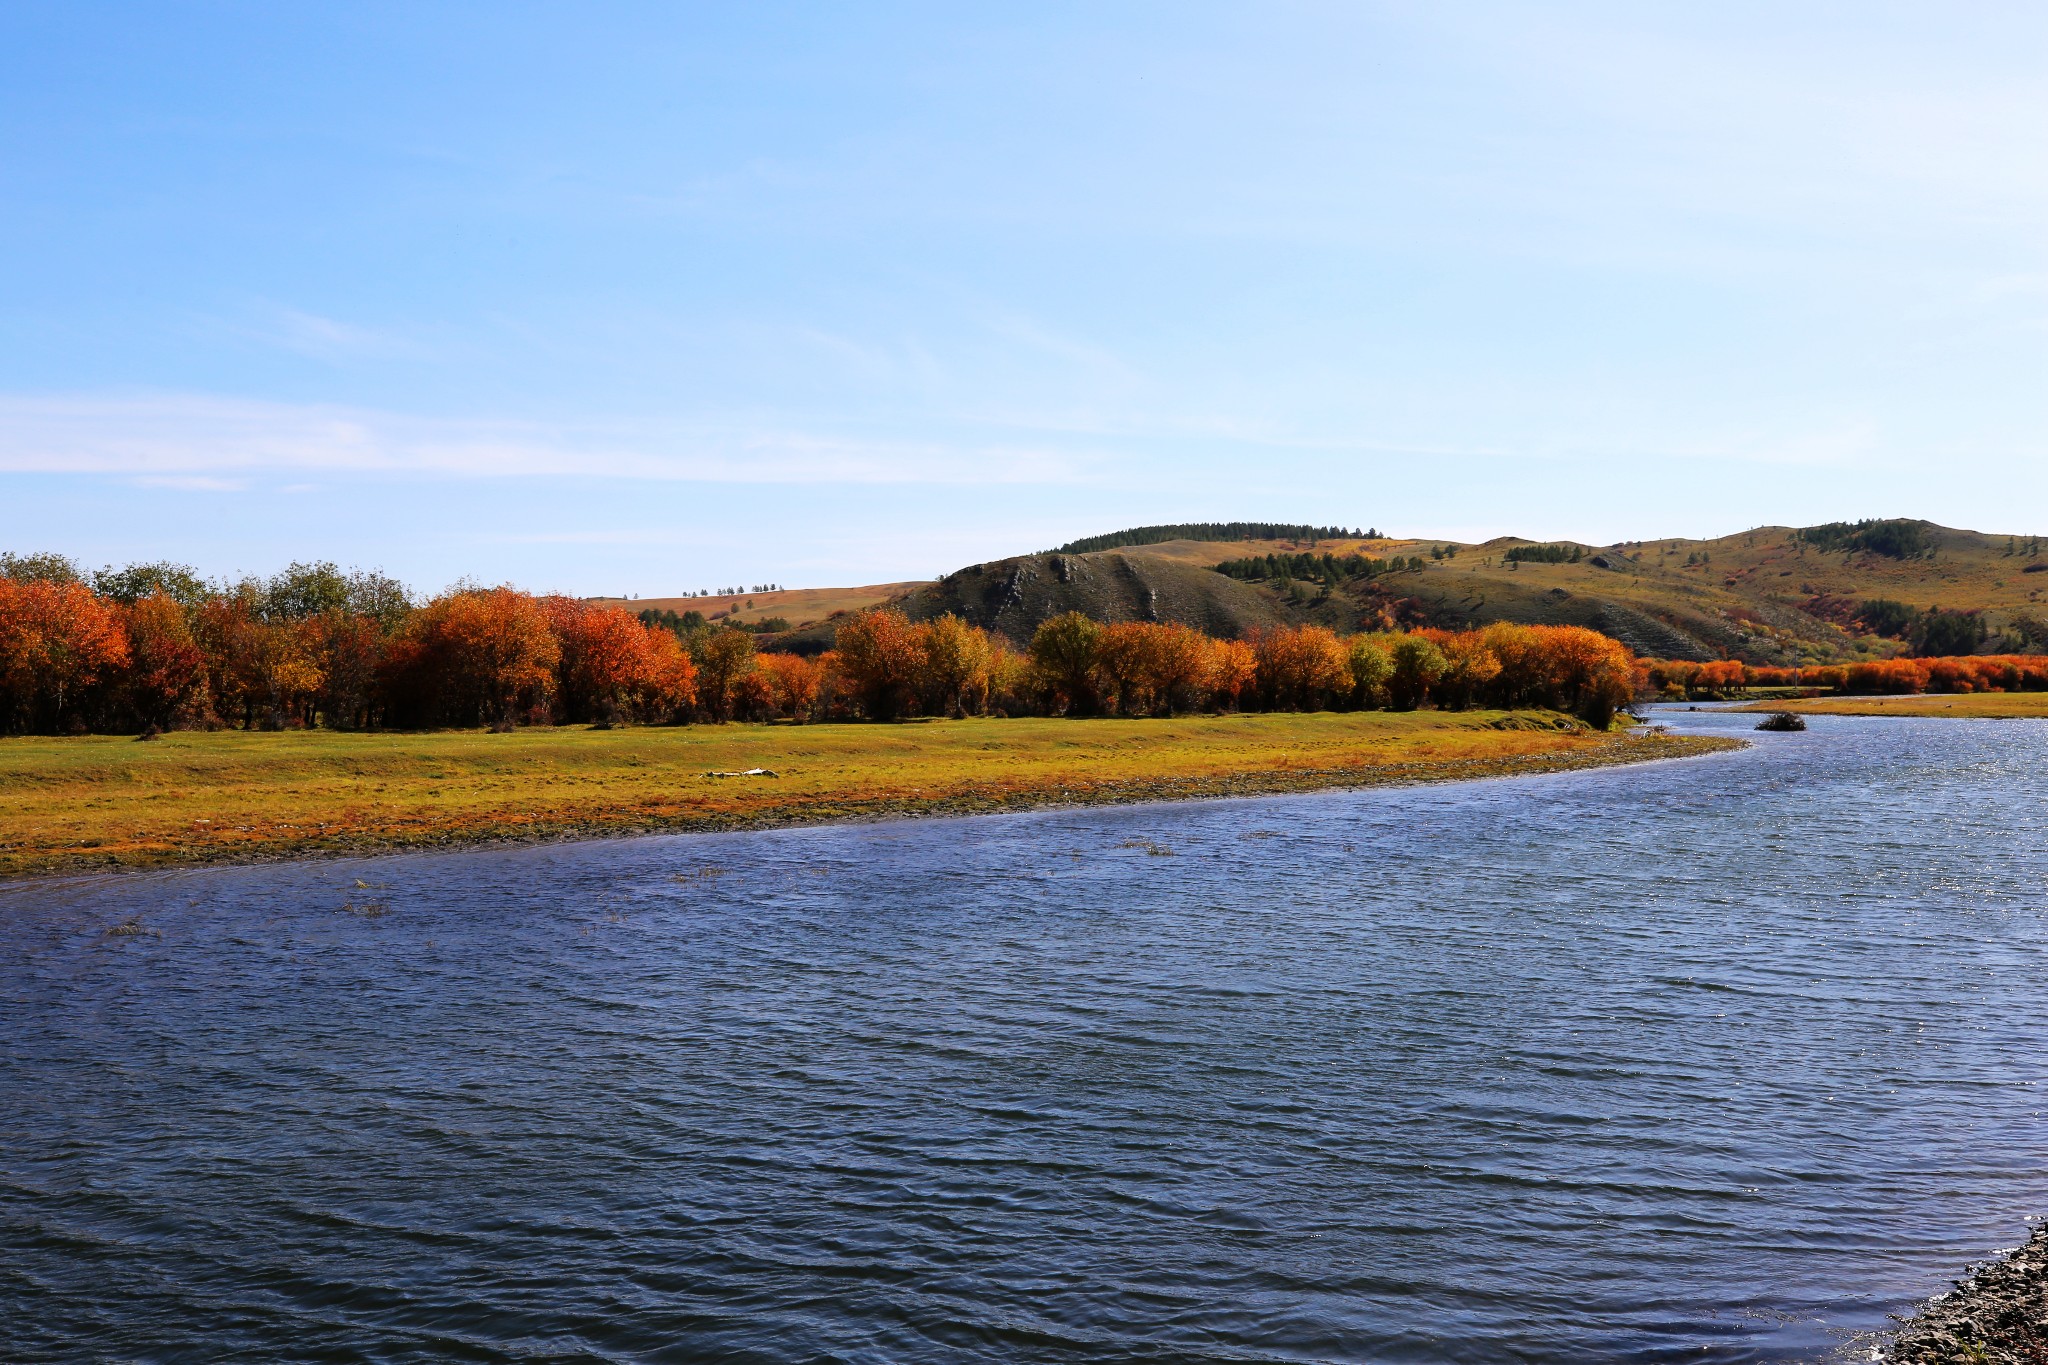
6 708 2048 1362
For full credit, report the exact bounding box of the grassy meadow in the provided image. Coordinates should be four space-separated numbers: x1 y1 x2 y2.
0 711 1732 878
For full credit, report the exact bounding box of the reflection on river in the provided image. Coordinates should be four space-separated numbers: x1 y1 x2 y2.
5 707 2048 1362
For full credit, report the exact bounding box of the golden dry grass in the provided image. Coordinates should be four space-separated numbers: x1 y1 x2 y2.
0 711 1733 877
1737 692 2048 718
591 581 927 628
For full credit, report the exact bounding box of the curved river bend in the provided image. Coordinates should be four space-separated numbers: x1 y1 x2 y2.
5 708 2048 1362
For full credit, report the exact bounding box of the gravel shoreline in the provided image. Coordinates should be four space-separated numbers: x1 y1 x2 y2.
0 730 1740 880
1885 1226 2048 1363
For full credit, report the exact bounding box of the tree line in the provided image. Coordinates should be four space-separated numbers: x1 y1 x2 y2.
0 553 1637 733
1795 518 1933 560
1502 544 1583 564
1052 523 1377 554
1211 551 1421 584
1642 655 2048 700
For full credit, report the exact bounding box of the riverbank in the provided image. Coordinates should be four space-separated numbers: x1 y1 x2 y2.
1735 694 2048 719
1886 1226 2048 1362
0 711 1739 878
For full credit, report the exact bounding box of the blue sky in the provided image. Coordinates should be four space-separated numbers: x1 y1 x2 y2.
1 3 2043 595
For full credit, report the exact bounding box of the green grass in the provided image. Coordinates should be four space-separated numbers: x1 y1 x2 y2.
0 710 1731 877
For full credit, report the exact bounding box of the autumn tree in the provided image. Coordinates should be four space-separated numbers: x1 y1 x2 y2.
986 644 1035 716
1205 638 1256 711
191 592 324 729
1424 629 1504 711
1480 624 1549 708
696 627 758 723
1539 626 1633 727
757 651 822 722
0 578 130 732
121 591 209 731
1147 624 1211 715
545 598 658 725
732 666 782 721
192 596 264 727
832 609 923 719
915 614 992 717
638 626 699 722
1252 625 1350 711
294 611 381 730
385 587 559 728
1029 612 1104 715
1093 622 1160 715
263 623 327 727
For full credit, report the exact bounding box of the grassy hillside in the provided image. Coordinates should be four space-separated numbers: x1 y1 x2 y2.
1391 520 2047 663
873 522 2048 663
637 520 2045 664
592 581 923 630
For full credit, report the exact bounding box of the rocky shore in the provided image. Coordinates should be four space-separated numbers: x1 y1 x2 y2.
1887 1226 2048 1363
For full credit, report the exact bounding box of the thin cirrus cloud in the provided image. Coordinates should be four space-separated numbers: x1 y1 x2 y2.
0 392 1092 487
257 309 439 363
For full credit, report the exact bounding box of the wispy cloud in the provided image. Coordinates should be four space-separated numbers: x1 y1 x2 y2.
264 309 436 361
131 474 249 492
0 391 1092 486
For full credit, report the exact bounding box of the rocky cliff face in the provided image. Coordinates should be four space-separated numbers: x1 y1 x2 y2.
896 550 1292 644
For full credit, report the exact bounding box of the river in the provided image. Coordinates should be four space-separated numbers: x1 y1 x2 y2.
4 706 2047 1362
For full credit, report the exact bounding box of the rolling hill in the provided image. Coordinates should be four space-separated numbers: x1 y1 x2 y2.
710 520 2048 664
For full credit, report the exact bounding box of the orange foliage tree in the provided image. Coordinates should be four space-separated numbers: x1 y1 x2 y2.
1147 624 1213 715
304 609 384 730
1254 625 1351 711
384 587 559 728
833 609 924 719
0 578 130 733
1093 622 1159 715
1207 637 1257 711
638 626 699 722
544 598 659 725
121 591 208 732
756 651 821 721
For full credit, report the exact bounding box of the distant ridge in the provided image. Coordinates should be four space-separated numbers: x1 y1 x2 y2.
1050 522 1369 555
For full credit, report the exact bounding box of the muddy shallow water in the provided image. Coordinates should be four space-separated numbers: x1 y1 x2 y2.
4 707 2046 1362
